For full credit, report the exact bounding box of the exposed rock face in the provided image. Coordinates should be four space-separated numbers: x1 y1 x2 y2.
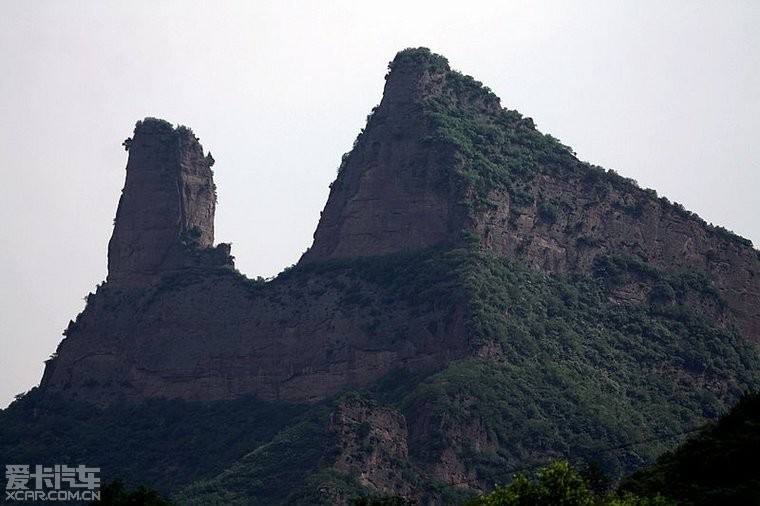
476 160 760 344
325 400 413 499
300 51 481 263
108 118 231 286
42 114 473 406
41 268 467 405
22 48 760 504
404 398 499 494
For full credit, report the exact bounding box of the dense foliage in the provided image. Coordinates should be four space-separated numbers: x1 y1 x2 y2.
0 389 307 494
93 479 174 505
389 249 757 486
169 248 760 502
400 47 754 248
421 69 574 209
620 391 760 505
464 460 675 506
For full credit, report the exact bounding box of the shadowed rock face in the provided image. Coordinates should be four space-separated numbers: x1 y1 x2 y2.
107 118 229 286
300 49 760 344
325 400 413 499
40 266 467 405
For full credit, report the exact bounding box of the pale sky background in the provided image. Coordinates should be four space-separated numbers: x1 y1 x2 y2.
1 1 758 408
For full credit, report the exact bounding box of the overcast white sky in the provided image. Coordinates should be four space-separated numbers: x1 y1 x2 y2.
1 1 758 408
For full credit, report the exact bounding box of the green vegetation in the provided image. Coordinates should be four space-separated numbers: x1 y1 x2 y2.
393 49 755 250
420 83 573 208
277 246 758 497
464 460 674 506
232 246 758 502
180 225 203 248
133 117 175 134
0 389 308 494
173 405 333 505
384 49 582 212
94 479 174 505
387 250 757 488
388 47 450 75
620 391 760 505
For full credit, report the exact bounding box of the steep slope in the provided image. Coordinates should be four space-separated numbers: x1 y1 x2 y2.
3 48 760 505
41 249 469 405
40 48 760 407
169 249 758 503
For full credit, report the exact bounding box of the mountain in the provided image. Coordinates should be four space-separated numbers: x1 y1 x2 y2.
2 48 759 505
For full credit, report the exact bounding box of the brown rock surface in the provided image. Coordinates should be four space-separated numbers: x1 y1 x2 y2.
304 48 760 346
300 50 481 263
108 118 230 286
476 172 760 343
41 263 468 405
325 399 413 499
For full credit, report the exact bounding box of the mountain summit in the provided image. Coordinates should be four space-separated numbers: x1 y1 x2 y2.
8 48 760 503
302 49 486 262
308 47 760 343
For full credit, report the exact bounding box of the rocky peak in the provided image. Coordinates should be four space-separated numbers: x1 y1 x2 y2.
381 47 450 106
300 48 483 264
383 48 502 114
298 48 760 345
107 118 231 285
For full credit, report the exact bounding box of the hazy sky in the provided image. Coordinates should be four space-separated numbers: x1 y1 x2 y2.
1 1 758 408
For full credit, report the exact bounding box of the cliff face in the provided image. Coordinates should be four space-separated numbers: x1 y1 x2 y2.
479 175 760 342
325 399 413 499
107 118 230 286
41 265 467 405
300 50 488 263
41 114 470 404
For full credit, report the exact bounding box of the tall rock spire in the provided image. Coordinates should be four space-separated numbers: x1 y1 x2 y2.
108 118 230 285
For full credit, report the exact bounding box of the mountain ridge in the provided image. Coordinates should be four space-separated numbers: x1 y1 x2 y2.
5 47 759 504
